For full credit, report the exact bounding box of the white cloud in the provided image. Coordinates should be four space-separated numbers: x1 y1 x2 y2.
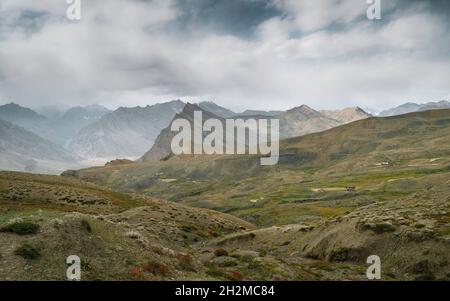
271 0 370 32
0 0 448 111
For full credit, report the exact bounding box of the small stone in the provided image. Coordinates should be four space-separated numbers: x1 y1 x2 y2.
211 256 238 267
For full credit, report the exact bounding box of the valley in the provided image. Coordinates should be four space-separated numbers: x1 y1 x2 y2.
1 109 449 281
1 0 449 284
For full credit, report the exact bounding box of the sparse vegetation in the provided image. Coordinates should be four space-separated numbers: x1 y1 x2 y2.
1 222 40 235
206 267 227 279
81 219 92 233
228 271 245 281
143 260 170 276
14 243 41 260
176 253 195 271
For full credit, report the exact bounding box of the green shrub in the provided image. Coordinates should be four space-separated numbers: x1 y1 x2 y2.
1 222 40 235
206 267 227 279
81 220 92 233
14 243 41 260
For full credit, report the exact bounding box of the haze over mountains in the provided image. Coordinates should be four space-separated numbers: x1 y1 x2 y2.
0 103 110 146
0 99 447 174
0 120 81 174
68 100 185 160
379 100 450 117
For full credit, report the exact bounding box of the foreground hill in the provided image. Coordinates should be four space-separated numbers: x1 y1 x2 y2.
4 169 448 281
0 172 253 280
203 183 450 280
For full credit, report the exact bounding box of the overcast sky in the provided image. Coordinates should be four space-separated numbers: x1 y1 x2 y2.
0 0 449 112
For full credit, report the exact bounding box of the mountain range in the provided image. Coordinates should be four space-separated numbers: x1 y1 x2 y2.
0 103 110 146
139 104 371 162
0 120 81 174
67 100 185 160
378 100 450 117
0 99 447 174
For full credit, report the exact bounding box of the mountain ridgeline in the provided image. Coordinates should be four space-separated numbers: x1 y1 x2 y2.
67 100 186 160
1 102 449 281
139 104 371 162
378 100 450 117
0 99 447 175
0 120 81 174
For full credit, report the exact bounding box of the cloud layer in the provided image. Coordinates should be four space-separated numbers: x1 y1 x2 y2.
0 0 449 111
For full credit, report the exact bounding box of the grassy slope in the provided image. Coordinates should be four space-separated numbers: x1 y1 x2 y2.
67 109 450 226
0 172 254 280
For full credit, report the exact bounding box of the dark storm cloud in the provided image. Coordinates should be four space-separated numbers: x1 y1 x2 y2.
173 0 281 38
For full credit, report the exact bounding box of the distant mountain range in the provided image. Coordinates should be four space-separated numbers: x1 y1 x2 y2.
238 110 283 117
0 120 81 174
0 103 110 146
320 107 371 124
197 101 236 118
139 103 222 162
58 105 111 146
378 100 450 117
139 104 371 162
68 100 185 159
278 105 340 139
0 99 447 174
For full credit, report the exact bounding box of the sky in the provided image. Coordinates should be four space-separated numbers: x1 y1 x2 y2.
0 0 449 112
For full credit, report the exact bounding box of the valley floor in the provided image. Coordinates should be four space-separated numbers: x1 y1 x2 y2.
0 166 449 281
